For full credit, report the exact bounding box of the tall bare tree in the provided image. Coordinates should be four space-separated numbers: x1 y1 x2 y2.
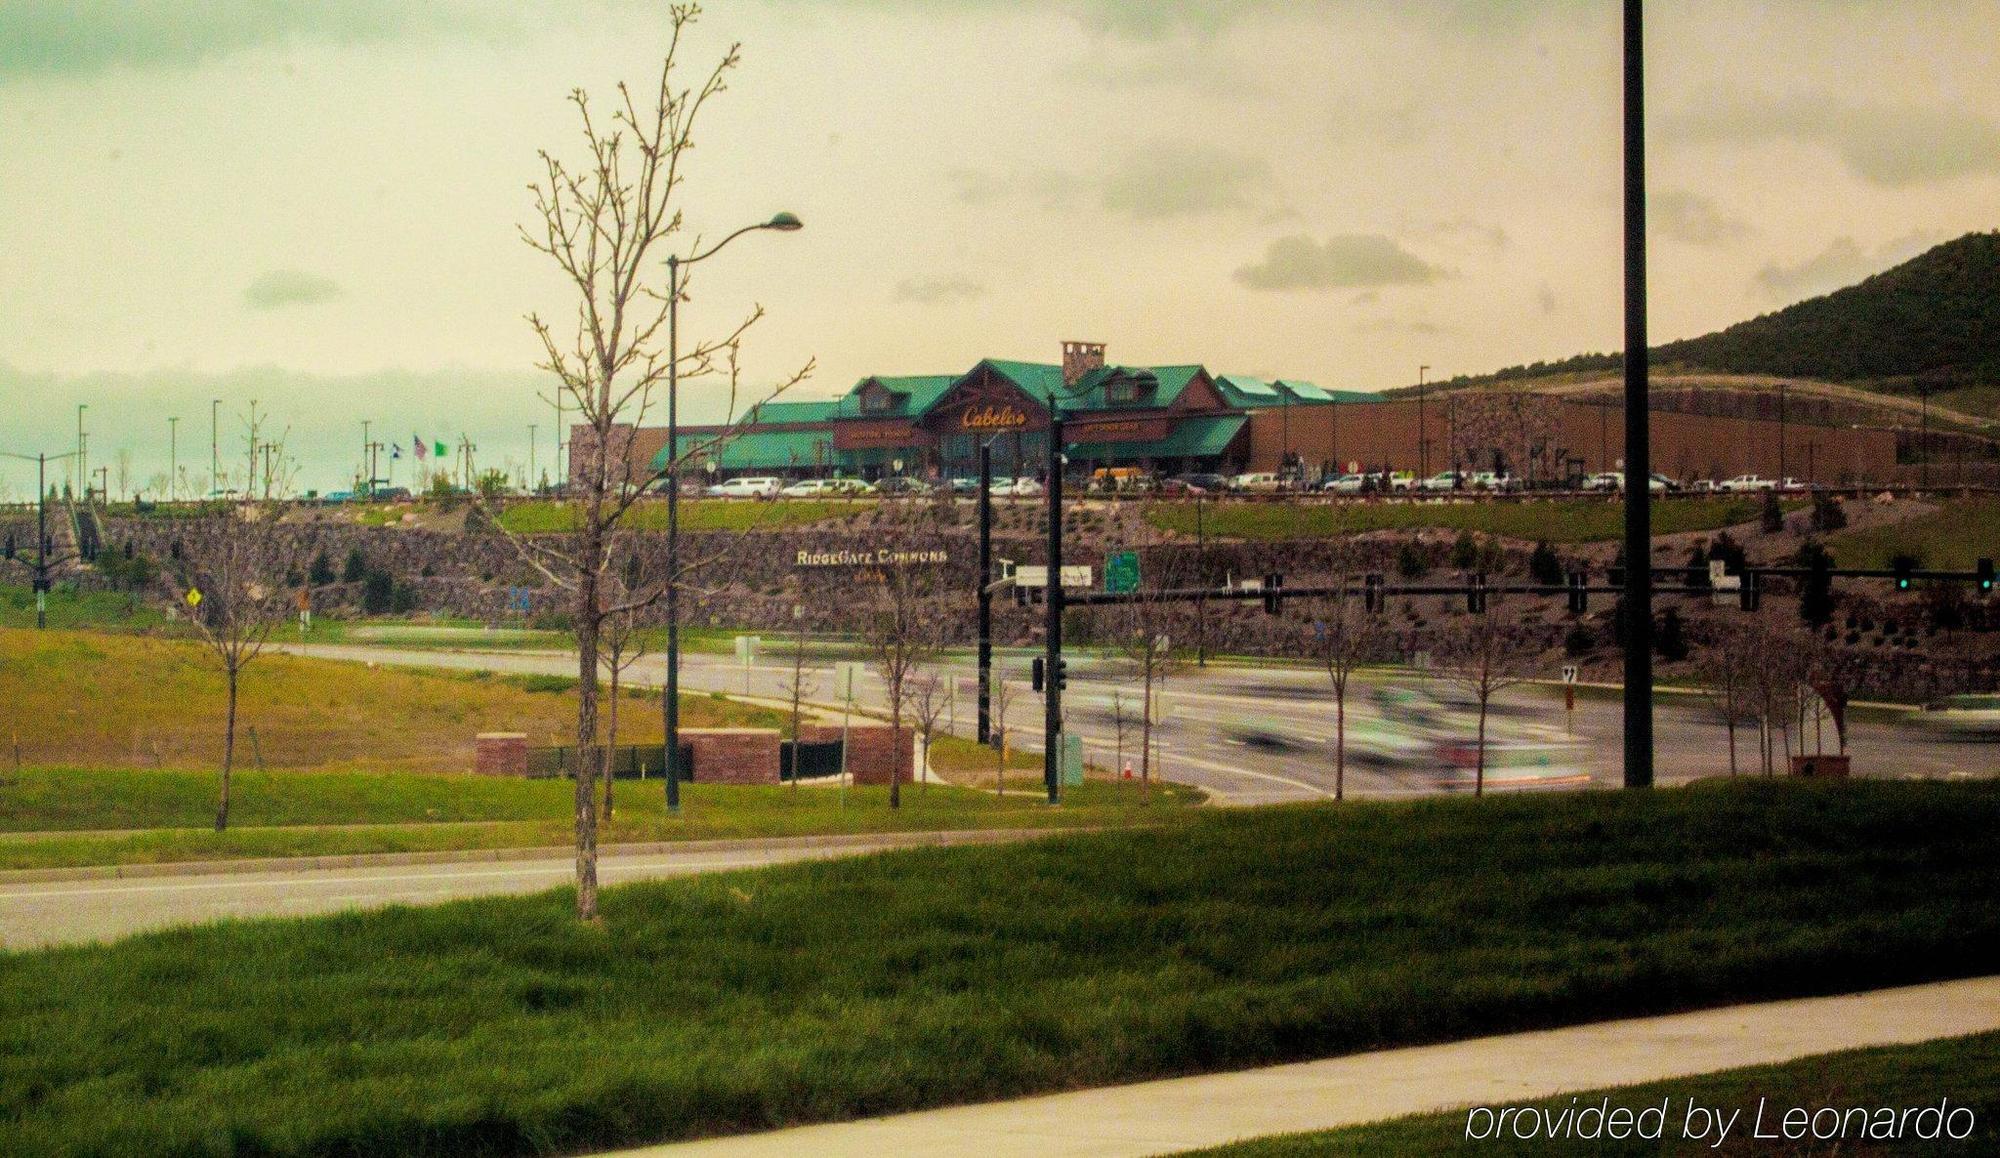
782 611 819 792
1114 555 1189 795
1436 596 1533 796
508 8 811 919
991 666 1020 797
164 411 299 830
598 554 650 824
1696 621 1761 776
1311 575 1383 801
863 562 945 808
904 668 952 793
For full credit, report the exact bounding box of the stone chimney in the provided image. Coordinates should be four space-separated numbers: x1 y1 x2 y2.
1062 341 1106 386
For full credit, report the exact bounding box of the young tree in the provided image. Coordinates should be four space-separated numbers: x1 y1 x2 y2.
782 611 819 792
1311 578 1383 801
991 668 1020 797
1436 596 1534 795
904 667 952 793
597 554 650 824
506 10 812 919
164 413 300 830
863 562 944 808
1114 553 1189 794
1696 621 1760 775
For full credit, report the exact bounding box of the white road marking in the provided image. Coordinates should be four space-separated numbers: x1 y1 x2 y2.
0 857 763 901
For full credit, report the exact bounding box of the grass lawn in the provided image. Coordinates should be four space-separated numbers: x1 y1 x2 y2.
1178 1030 2000 1156
495 497 868 534
0 779 1191 871
0 585 166 632
1143 497 1783 544
0 627 780 771
1827 497 2000 572
5 779 2000 1156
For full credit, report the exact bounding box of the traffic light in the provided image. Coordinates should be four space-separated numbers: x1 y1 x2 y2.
1262 573 1284 615
1566 571 1589 614
1893 557 1913 591
1466 572 1487 614
1978 557 1994 594
1363 573 1384 613
1738 571 1761 611
1031 656 1045 692
1055 658 1069 691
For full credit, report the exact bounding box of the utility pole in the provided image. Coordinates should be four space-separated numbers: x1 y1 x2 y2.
76 404 87 500
1043 395 1064 805
976 441 993 744
1417 365 1429 478
528 424 538 493
211 398 220 498
362 420 372 492
1778 382 1787 480
1920 385 1930 488
1621 0 1653 789
168 416 178 503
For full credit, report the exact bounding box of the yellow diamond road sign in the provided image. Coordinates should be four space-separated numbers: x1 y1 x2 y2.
185 587 202 608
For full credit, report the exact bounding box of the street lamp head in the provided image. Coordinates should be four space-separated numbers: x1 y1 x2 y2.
764 212 803 232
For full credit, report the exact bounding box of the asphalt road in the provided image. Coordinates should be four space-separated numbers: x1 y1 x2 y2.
280 639 1995 806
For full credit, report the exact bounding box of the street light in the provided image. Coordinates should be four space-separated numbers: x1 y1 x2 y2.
1416 365 1429 478
168 416 178 503
76 404 87 500
211 399 221 498
2 449 80 628
664 211 803 814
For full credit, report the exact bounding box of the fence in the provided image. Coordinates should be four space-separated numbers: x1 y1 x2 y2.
526 744 676 780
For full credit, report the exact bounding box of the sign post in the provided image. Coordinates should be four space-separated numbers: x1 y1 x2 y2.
1562 664 1579 732
735 635 761 694
833 661 863 808
1105 550 1140 595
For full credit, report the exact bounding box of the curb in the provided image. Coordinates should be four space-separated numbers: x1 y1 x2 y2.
0 827 1084 886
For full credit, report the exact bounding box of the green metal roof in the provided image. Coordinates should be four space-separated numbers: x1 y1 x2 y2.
653 428 836 472
836 374 959 418
747 399 843 424
1271 379 1335 403
1214 374 1281 406
1062 363 1206 411
1066 414 1246 461
979 359 1069 397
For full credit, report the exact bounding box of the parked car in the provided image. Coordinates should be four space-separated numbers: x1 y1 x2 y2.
1232 472 1284 494
370 486 412 502
989 476 1044 498
1468 471 1520 492
779 478 865 498
1718 474 1777 492
706 476 783 498
1587 471 1673 493
1318 473 1368 495
322 490 355 504
945 476 982 496
1416 471 1461 492
873 476 932 497
1153 476 1206 496
1175 473 1230 494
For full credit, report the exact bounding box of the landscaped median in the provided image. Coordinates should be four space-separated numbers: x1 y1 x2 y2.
4 780 2000 1155
0 768 1196 872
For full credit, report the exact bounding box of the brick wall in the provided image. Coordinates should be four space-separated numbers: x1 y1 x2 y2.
842 723 913 786
474 732 528 776
684 728 780 784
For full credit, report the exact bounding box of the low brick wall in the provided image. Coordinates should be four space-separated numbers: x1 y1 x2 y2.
474 732 528 777
685 728 780 785
843 723 913 787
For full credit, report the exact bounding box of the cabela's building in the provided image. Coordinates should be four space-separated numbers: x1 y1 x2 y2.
573 341 1363 485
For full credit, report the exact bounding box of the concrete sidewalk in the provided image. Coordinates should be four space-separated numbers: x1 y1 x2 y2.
611 976 2000 1157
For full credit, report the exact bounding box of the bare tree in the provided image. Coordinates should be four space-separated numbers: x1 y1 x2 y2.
904 668 952 793
863 562 945 808
1311 575 1383 801
598 554 650 823
782 612 819 792
1110 689 1133 780
991 667 1020 797
1435 597 1534 796
1696 621 1761 776
164 411 299 830
1114 555 1189 795
506 9 812 920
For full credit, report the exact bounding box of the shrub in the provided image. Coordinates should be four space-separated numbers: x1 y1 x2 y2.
361 570 394 615
1811 493 1848 533
1655 607 1690 661
341 548 367 584
1759 490 1783 534
1449 531 1480 570
1396 542 1429 579
1795 539 1836 627
1563 624 1596 656
308 552 337 586
1528 540 1564 586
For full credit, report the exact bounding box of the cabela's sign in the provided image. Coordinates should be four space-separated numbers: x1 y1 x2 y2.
958 404 1030 431
796 547 949 567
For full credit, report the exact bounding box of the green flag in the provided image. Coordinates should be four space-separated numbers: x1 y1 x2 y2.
434 440 448 458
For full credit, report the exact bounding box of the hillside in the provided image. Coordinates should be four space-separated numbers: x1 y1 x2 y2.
1420 231 2000 407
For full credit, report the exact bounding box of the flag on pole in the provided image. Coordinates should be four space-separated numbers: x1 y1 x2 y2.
390 445 401 460
413 436 426 461
435 440 448 458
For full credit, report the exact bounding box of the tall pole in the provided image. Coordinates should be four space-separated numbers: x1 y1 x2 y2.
211 399 220 498
664 255 682 814
361 420 371 493
36 453 48 629
1043 395 1064 805
529 423 538 492
1621 0 1654 790
976 441 993 744
1920 387 1930 488
1778 382 1787 480
168 416 178 503
76 405 87 499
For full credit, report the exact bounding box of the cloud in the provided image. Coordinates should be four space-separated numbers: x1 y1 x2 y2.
893 276 987 304
1667 93 2000 186
1234 234 1447 292
1352 317 1448 336
1536 283 1557 315
0 1 516 78
1648 190 1753 248
243 269 343 310
1752 230 1942 302
1100 144 1268 219
948 165 1082 212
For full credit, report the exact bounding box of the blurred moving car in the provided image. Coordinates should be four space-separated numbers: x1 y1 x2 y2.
1175 473 1230 494
1909 694 2000 740
1232 472 1284 493
706 476 783 498
1718 474 1777 492
989 476 1045 498
945 477 981 496
779 478 871 497
873 476 932 497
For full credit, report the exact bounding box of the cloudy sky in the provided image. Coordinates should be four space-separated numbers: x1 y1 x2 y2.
3 0 1997 495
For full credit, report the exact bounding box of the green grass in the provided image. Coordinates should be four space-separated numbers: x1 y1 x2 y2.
1144 498 1783 544
495 498 869 534
1826 498 2000 571
6 779 2000 1155
1178 1031 2000 1156
0 779 1192 871
0 627 778 771
0 585 166 632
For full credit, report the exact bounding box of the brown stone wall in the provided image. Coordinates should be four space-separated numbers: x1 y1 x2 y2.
842 724 913 786
474 732 528 776
1247 398 1899 483
684 728 781 784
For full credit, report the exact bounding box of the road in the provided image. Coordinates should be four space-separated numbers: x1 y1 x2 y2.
280 639 1995 806
0 832 1044 950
